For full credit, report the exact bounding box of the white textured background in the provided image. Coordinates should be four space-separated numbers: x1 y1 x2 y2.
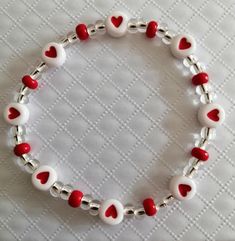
0 0 235 240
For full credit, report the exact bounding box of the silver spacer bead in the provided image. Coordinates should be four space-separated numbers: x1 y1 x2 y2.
80 194 93 210
89 199 101 216
124 204 135 217
134 207 146 218
60 184 73 200
95 20 106 35
50 181 64 197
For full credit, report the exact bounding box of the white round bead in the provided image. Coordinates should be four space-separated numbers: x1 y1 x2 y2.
3 103 29 126
198 103 225 128
170 34 196 59
42 42 66 67
32 165 57 191
105 11 129 38
99 199 124 225
169 175 196 201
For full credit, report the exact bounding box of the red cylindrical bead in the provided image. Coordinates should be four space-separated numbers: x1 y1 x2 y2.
143 198 157 216
68 190 83 208
76 24 89 41
192 72 209 86
191 147 209 161
146 21 158 38
22 75 38 89
14 143 31 156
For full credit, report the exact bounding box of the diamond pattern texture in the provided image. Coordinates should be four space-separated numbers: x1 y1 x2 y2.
0 0 235 240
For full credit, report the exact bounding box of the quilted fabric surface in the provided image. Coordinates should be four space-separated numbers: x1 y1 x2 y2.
0 0 235 241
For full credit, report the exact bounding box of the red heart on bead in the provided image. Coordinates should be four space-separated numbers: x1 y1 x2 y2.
207 109 219 122
178 184 191 197
22 75 38 89
36 172 49 184
179 37 191 50
45 46 57 58
111 16 123 28
105 204 118 218
8 107 20 120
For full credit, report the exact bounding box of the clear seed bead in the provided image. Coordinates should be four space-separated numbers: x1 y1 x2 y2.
95 20 106 35
30 61 47 79
134 207 146 218
15 154 31 167
60 184 73 200
185 165 198 178
195 137 209 149
162 30 176 45
87 24 96 38
162 194 175 206
18 84 31 96
127 18 138 33
50 181 64 197
59 36 70 48
9 125 26 137
9 135 25 146
201 127 216 140
89 200 101 216
195 84 212 95
183 55 198 68
15 94 29 104
183 158 201 176
24 159 40 173
81 194 93 210
137 18 147 32
190 62 206 75
200 92 216 104
157 23 168 38
60 32 78 47
67 31 78 44
124 204 135 217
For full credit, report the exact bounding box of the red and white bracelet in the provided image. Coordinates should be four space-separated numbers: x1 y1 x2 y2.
3 11 225 225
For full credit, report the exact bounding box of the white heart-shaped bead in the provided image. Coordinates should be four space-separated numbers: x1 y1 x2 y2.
99 199 124 225
169 175 196 201
105 11 129 38
198 103 225 128
170 34 196 59
3 103 29 126
32 165 57 191
42 42 66 67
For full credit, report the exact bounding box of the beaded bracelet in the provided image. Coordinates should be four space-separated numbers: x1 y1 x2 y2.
3 11 225 226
